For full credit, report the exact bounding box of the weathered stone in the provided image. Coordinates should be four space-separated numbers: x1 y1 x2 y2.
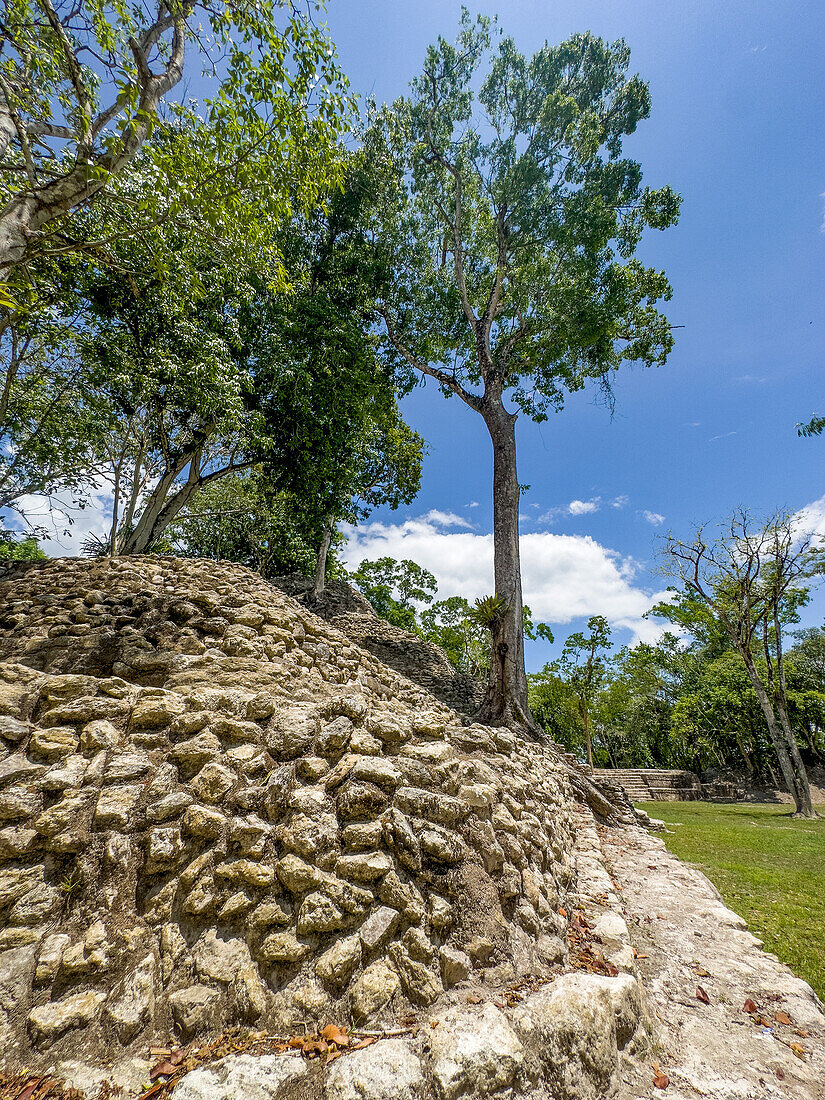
349 960 399 1022
130 692 186 729
427 895 453 931
389 943 442 1006
258 932 311 964
381 807 422 872
0 786 43 821
315 934 361 989
9 878 60 924
189 762 235 803
466 937 495 967
95 784 142 828
358 905 400 953
351 756 401 789
336 851 394 883
147 791 194 822
261 766 295 822
439 947 472 987
169 985 222 1038
105 751 152 784
377 872 425 924
274 854 321 894
105 953 156 1042
38 754 88 791
248 899 291 931
0 716 29 741
428 1003 524 1100
230 962 269 1021
297 891 348 935
173 1052 307 1100
323 1038 426 1100
80 718 121 752
145 825 185 873
337 781 388 821
395 786 464 825
182 803 225 839
28 991 106 1043
29 725 79 760
0 755 46 787
0 824 38 859
33 789 94 848
172 732 223 769
316 715 353 756
278 811 338 859
36 933 70 983
193 930 252 983
217 891 254 921
215 858 275 889
418 825 466 864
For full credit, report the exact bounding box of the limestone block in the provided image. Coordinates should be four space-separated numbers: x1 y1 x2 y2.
95 784 142 829
336 781 388 821
316 715 353 757
193 930 253 984
28 991 106 1044
105 953 156 1042
0 756 46 788
33 789 94 839
130 693 186 730
36 933 70 983
439 947 472 988
229 814 269 856
428 1003 524 1100
278 811 338 860
418 825 466 864
189 762 235 803
258 932 311 964
274 854 321 894
377 873 425 924
335 851 394 883
145 826 185 873
248 899 291 931
349 961 399 1022
394 786 464 826
0 825 38 859
0 786 43 822
389 943 441 1006
296 891 348 935
8 879 60 925
351 756 401 790
38 754 88 791
105 751 152 784
169 985 222 1039
427 895 453 932
315 934 361 989
80 718 120 753
147 791 194 822
324 1038 426 1100
182 804 225 839
215 859 275 889
381 808 421 871
341 821 383 851
358 905 400 953
30 726 79 761
172 733 222 769
172 1052 307 1100
0 716 29 742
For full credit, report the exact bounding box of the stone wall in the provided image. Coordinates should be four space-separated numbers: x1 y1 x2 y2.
0 556 579 1086
274 574 484 716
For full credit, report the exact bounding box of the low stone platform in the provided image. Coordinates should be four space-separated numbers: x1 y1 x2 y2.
592 769 702 802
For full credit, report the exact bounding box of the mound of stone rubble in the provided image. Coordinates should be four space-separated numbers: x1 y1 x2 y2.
0 556 650 1098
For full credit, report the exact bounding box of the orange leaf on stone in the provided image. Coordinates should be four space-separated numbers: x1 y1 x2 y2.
774 1011 792 1026
789 1042 807 1060
652 1063 670 1089
321 1024 350 1047
351 1038 376 1050
743 998 758 1014
696 986 710 1005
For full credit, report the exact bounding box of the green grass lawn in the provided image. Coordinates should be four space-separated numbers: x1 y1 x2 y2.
635 801 825 1001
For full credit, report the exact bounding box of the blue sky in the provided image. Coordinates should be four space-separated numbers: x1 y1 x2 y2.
18 1 824 672
325 0 825 669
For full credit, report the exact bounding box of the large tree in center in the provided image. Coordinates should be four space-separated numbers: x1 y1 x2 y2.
374 13 680 726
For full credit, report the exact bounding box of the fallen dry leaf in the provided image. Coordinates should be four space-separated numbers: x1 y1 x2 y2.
795 1028 809 1038
743 998 758 1014
789 1042 807 1061
696 986 711 1005
652 1062 670 1089
321 1024 350 1047
466 993 483 1004
150 1062 179 1081
774 1010 792 1026
351 1037 376 1050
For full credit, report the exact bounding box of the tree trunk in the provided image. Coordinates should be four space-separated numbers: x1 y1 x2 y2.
742 651 814 816
477 396 534 730
312 520 334 598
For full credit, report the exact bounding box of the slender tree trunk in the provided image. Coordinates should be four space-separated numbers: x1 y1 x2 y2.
772 609 816 816
583 702 593 768
312 520 334 598
477 396 533 729
742 650 813 816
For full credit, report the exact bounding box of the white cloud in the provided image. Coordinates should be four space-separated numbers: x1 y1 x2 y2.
5 483 113 557
794 493 825 542
420 509 474 530
568 497 601 515
610 495 629 509
341 513 668 643
642 510 665 527
467 501 479 509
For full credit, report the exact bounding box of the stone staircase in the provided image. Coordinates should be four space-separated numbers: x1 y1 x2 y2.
592 768 702 802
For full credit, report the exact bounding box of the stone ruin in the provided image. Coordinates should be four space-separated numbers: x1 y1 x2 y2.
0 556 650 1099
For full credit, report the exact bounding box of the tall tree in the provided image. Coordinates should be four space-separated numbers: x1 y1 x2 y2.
556 615 612 767
662 511 823 817
373 13 680 726
0 0 349 283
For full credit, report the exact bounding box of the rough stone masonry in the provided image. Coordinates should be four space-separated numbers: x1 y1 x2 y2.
0 556 718 1098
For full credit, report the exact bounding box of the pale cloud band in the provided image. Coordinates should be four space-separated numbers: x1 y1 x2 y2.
341 511 669 644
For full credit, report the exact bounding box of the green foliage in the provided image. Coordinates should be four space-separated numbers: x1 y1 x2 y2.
350 557 437 632
372 12 681 414
797 415 825 438
0 530 46 560
151 471 320 579
420 596 489 675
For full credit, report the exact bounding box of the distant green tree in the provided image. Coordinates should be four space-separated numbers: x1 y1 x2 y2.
557 615 613 767
0 530 45 560
351 557 438 632
420 595 489 675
